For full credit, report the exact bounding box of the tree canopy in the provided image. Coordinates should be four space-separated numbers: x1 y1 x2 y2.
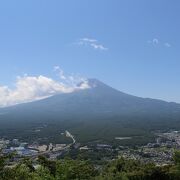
1 152 180 180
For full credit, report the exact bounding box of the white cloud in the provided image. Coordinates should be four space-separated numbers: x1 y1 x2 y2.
77 37 108 51
164 42 171 48
148 38 159 46
152 38 159 45
53 66 87 86
53 66 60 71
80 38 97 43
0 69 90 107
90 43 108 50
148 38 171 48
53 66 66 80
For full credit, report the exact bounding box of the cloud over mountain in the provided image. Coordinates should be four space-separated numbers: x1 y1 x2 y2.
0 70 90 107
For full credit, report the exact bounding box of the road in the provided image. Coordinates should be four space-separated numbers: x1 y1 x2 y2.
65 130 76 144
31 130 76 158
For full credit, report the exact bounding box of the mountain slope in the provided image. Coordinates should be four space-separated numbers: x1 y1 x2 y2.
1 78 180 119
0 79 180 144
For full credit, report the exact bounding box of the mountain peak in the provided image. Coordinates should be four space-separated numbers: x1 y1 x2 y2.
87 78 107 88
77 78 105 89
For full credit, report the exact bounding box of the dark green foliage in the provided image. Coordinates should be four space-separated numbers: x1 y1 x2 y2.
1 152 180 179
174 151 180 165
55 158 97 180
98 158 178 180
38 156 57 176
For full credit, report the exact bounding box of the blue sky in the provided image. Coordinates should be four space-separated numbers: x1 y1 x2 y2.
0 0 180 103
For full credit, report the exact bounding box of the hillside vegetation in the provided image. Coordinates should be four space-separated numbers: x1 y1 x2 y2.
1 151 180 180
